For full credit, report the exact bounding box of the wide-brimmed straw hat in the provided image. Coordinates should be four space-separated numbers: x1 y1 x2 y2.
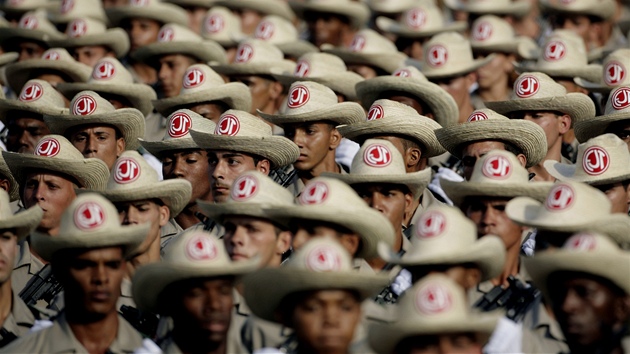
0 0 57 17
369 274 501 353
0 149 19 201
366 0 418 14
376 3 467 38
201 6 243 48
323 139 432 199
0 189 42 240
444 0 531 17
133 228 258 314
470 15 539 60
198 170 294 226
442 150 553 206
106 0 188 27
289 0 369 29
243 238 390 322
165 0 216 9
152 64 251 117
266 177 395 259
190 109 299 168
422 31 494 80
545 134 630 185
139 109 216 157
49 18 129 58
216 0 295 21
574 49 630 94
211 39 295 77
435 108 548 168
271 53 363 101
3 135 110 191
56 57 157 116
48 0 107 24
379 205 505 282
515 30 601 83
0 79 68 123
355 66 459 128
132 23 227 65
4 47 92 94
338 99 446 158
259 81 364 127
253 15 318 59
31 193 148 261
44 90 145 150
506 180 630 245
525 232 630 303
321 29 408 75
540 0 615 21
0 10 65 48
486 72 596 125
574 86 630 143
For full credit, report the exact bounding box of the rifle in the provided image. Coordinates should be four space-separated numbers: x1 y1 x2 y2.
19 264 63 307
473 275 541 323
269 166 297 188
119 305 159 338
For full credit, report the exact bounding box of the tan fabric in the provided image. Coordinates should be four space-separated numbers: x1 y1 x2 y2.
160 219 183 252
0 291 36 342
11 239 44 296
521 301 569 354
233 290 291 352
1 312 143 353
144 112 167 142
117 277 135 309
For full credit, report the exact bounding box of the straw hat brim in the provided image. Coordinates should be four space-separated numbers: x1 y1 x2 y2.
48 28 130 58
210 60 296 77
434 120 547 168
289 1 369 28
544 159 630 186
320 48 407 74
0 205 43 240
217 0 295 21
258 102 365 127
276 41 319 59
138 138 201 157
423 55 494 80
132 41 227 65
539 0 615 20
55 82 157 117
445 0 530 16
572 77 611 94
0 52 18 67
440 178 553 207
189 130 299 169
165 0 216 8
472 38 540 60
44 108 146 150
376 16 467 38
5 59 92 94
377 234 505 281
197 201 289 228
0 28 65 45
573 111 630 143
243 268 389 323
31 222 149 262
133 259 259 314
355 76 459 127
151 82 252 117
514 62 602 85
506 196 630 245
106 5 189 27
0 100 68 124
48 10 108 25
3 151 110 191
0 156 19 201
272 71 363 101
321 168 432 200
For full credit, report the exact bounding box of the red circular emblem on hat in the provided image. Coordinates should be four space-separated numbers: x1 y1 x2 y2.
168 112 192 138
74 201 106 231
183 68 205 89
43 50 60 60
544 41 566 61
185 234 218 261
300 181 329 205
19 15 38 29
72 95 97 116
605 61 626 86
306 245 342 272
611 87 630 110
367 104 384 120
60 0 74 14
482 155 512 179
158 27 174 42
215 114 240 136
515 75 540 98
363 144 392 167
204 14 224 34
582 146 609 176
255 21 275 40
294 60 310 77
19 82 43 102
393 69 411 77
427 45 448 68
472 21 493 41
416 210 446 239
130 0 149 6
35 137 60 157
8 0 23 6
349 35 366 52
565 233 596 251
231 174 259 201
467 111 488 122
415 283 452 315
67 19 87 38
235 44 254 63
405 8 426 29
288 84 310 109
92 61 116 80
560 0 575 4
545 184 575 211
113 158 141 184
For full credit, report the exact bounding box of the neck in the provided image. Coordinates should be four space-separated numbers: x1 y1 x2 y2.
491 240 521 287
297 152 339 185
403 197 421 228
477 80 510 102
458 100 475 124
563 129 576 145
368 229 403 272
173 328 228 354
529 139 562 182
257 99 279 117
176 204 203 230
0 281 13 326
126 234 161 277
131 61 156 85
66 307 119 354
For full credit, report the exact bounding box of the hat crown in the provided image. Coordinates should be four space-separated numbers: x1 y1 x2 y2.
399 4 448 32
543 180 610 213
471 15 515 45
292 53 349 79
18 10 62 35
179 64 225 94
603 86 630 115
224 170 293 207
65 17 106 37
366 99 423 121
56 0 104 19
562 232 618 254
350 139 406 175
569 133 629 179
537 30 588 69
465 108 510 123
391 65 430 82
157 23 202 43
423 32 475 76
89 57 133 84
282 81 338 116
254 15 298 43
162 228 233 266
17 79 67 109
4 0 49 10
602 49 630 87
33 134 85 161
59 192 123 236
396 274 469 321
40 47 75 62
234 39 284 64
510 72 567 100
202 6 242 41
347 29 398 55
214 109 272 137
468 149 530 184
69 90 119 116
298 177 370 211
285 238 353 273
107 151 158 191
163 109 215 141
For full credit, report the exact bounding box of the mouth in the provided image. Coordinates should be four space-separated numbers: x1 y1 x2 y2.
89 291 111 302
297 154 308 162
230 253 249 261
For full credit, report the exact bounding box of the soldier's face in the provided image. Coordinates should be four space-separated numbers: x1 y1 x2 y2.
123 18 161 51
284 122 338 172
512 111 569 151
305 12 348 47
0 229 18 284
71 45 112 68
116 200 169 255
208 151 269 203
63 247 125 316
464 197 523 250
158 54 197 99
394 333 483 354
291 290 361 354
223 216 289 268
353 183 412 234
68 125 125 170
594 182 630 215
23 171 77 236
291 221 360 258
5 116 50 154
162 149 213 204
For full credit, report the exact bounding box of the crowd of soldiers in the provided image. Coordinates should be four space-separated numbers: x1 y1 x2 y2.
0 0 626 353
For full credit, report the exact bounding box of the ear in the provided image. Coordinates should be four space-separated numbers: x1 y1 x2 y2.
116 137 126 157
328 128 342 150
404 191 414 210
0 179 11 194
516 153 527 167
255 159 271 175
268 81 284 100
275 230 292 255
463 268 482 289
558 114 572 135
614 295 630 324
465 71 478 89
339 233 360 257
158 204 170 227
405 147 421 171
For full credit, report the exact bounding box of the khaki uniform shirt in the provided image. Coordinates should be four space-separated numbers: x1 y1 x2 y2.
159 329 246 354
0 313 144 353
234 290 291 352
11 240 45 295
0 291 37 345
160 219 183 252
144 112 167 142
117 277 135 309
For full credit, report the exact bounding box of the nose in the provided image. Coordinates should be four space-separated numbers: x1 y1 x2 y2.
91 263 108 285
291 130 305 148
211 159 228 181
84 135 97 154
170 157 185 179
227 225 246 247
561 289 581 314
120 206 138 225
322 305 340 327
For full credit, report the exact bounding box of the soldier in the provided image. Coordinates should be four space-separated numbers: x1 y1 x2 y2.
253 16 319 61
215 0 295 35
0 193 148 352
0 0 56 26
166 0 214 34
0 10 65 61
201 6 244 63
